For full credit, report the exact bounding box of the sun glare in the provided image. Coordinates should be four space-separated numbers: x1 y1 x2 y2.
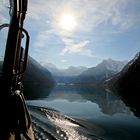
59 13 77 31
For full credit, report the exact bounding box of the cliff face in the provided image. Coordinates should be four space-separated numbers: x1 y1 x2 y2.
107 52 140 92
106 52 140 117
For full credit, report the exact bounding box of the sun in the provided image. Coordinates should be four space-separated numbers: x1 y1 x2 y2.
59 13 77 31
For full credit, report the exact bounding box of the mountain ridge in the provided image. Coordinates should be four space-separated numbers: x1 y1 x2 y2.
42 59 127 85
43 63 88 76
75 58 127 85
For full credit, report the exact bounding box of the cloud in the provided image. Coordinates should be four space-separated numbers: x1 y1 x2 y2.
33 29 54 48
26 0 140 59
60 39 93 57
109 1 140 31
61 59 67 63
27 0 140 33
73 0 140 32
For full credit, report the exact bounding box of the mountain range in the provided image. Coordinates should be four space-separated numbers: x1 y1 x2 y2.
43 59 127 85
75 59 127 85
43 63 88 84
44 63 88 76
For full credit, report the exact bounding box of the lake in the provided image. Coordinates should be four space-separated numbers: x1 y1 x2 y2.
27 85 140 140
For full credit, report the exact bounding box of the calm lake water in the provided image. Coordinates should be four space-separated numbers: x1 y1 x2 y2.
27 85 140 140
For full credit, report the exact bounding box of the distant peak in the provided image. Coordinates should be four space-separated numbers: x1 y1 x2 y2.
102 58 127 64
97 58 128 72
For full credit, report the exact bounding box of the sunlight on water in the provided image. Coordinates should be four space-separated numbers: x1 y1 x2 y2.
41 108 79 127
41 108 92 140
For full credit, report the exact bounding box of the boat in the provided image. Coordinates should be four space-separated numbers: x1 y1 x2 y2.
0 0 35 139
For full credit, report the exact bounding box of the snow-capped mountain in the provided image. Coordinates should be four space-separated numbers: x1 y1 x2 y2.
41 59 127 85
100 58 127 72
79 59 127 76
75 59 127 85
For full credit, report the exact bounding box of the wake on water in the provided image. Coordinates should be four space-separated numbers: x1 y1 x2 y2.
28 106 105 140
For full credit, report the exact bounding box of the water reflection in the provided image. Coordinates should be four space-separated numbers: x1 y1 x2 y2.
24 84 54 99
116 89 140 119
44 85 132 117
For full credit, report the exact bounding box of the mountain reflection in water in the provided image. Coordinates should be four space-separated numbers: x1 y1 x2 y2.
27 85 140 140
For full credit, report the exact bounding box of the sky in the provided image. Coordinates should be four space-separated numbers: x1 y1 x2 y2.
1 0 140 68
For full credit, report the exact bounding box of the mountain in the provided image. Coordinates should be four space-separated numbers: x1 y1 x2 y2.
106 53 140 91
63 66 88 76
106 52 140 92
23 56 55 99
43 63 58 75
106 52 140 117
75 59 127 85
43 63 88 84
0 57 55 99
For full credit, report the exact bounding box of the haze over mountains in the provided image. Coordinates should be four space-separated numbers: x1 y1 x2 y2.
42 63 88 84
43 59 127 85
43 63 88 76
